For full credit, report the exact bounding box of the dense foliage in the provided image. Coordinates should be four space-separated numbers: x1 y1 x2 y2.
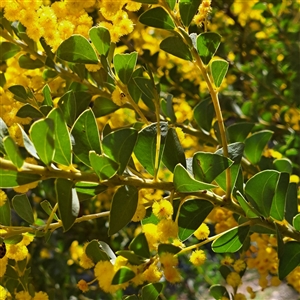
0 0 299 299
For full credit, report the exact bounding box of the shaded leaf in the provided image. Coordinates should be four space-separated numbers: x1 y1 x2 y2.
160 35 192 61
109 186 138 236
3 136 24 169
162 128 186 172
103 128 138 175
85 240 110 263
209 285 230 300
273 158 293 174
293 214 300 231
12 194 34 224
17 124 39 160
174 164 216 193
71 109 101 166
89 151 119 180
8 85 28 103
0 168 41 188
112 267 136 285
114 52 138 84
141 283 163 300
178 199 214 241
244 130 273 165
42 84 53 106
285 183 298 225
40 200 59 221
16 104 44 118
193 98 214 132
139 7 175 30
179 0 201 27
18 54 44 69
116 250 145 265
0 198 11 226
92 97 119 117
57 34 98 64
226 122 254 143
158 244 181 255
56 178 80 232
129 233 150 258
212 225 250 253
236 191 260 218
0 42 21 60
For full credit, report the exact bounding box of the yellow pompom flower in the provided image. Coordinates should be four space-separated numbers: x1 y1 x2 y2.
152 199 173 219
233 294 247 300
0 256 8 277
233 259 246 272
143 223 159 250
159 252 178 268
157 219 178 242
163 266 181 283
94 260 118 293
77 279 89 293
0 190 7 207
111 87 128 106
79 242 94 269
6 243 28 261
194 223 210 240
226 272 242 288
15 291 32 300
0 285 8 300
142 263 162 283
33 291 49 300
189 250 206 267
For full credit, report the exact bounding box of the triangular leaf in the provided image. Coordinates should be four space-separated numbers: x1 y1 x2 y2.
210 59 229 87
139 7 175 30
197 32 222 65
129 233 150 258
3 136 24 169
179 0 201 27
89 26 110 57
113 52 138 84
12 194 34 224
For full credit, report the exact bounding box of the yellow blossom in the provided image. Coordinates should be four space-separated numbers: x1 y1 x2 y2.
77 279 89 293
233 294 247 300
142 263 162 283
0 285 8 300
0 190 7 207
189 250 206 266
94 260 118 294
157 219 178 242
226 272 242 288
0 256 8 277
143 223 159 250
33 291 49 300
111 87 128 106
159 252 178 268
6 243 28 261
163 266 181 283
15 291 32 300
194 223 210 240
152 199 173 219
233 259 246 272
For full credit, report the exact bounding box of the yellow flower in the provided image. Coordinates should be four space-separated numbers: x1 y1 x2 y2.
0 256 8 277
163 266 181 283
0 285 8 300
157 219 178 242
32 291 49 300
194 223 210 240
233 294 247 300
0 190 7 207
77 279 89 293
189 250 206 266
6 243 28 261
15 291 32 300
94 260 118 293
111 87 128 106
226 272 242 288
159 252 178 268
143 223 159 250
233 259 246 272
152 199 173 220
142 263 162 283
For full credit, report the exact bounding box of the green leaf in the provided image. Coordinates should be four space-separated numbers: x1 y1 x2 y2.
278 241 300 279
128 68 144 103
56 178 80 232
57 34 98 64
293 214 300 231
89 151 119 180
193 98 214 132
109 186 138 236
226 122 254 143
285 183 298 225
92 97 119 117
212 225 250 253
3 136 24 169
270 172 289 221
18 54 44 69
197 32 222 65
85 240 110 263
178 199 214 241
210 59 229 87
244 130 273 165
8 85 28 103
17 125 39 160
0 42 21 60
129 233 150 258
0 118 9 154
47 108 72 166
71 109 101 166
141 283 163 300
139 7 175 30
174 164 216 193
0 198 11 226
112 267 136 285
193 152 232 183
58 91 92 126
40 200 59 221
245 170 280 218
160 35 192 61
134 122 168 176
179 0 201 27
160 93 176 122
273 158 293 174
236 191 260 218
162 128 186 172
75 182 107 199
12 194 34 224
166 0 176 9
42 84 53 106
116 250 145 265
89 26 110 57
209 285 230 300
215 142 245 193
113 52 138 84
29 118 55 165
158 244 181 255
0 168 41 188
103 128 138 175
16 104 44 118
133 77 156 102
